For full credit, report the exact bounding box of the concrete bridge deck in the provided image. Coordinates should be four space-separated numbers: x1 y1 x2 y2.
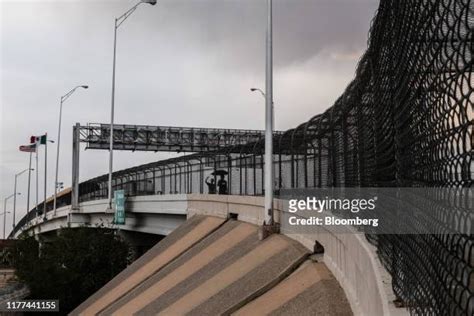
72 215 352 316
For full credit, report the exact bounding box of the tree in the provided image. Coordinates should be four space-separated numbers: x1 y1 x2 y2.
10 227 130 315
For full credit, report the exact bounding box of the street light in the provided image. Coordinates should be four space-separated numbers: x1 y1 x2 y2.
264 0 274 227
108 0 157 211
250 87 275 129
53 85 88 214
250 87 265 98
13 169 33 229
0 212 11 240
3 193 20 239
42 138 55 218
0 212 10 240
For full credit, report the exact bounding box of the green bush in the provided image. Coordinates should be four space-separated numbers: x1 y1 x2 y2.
10 227 130 315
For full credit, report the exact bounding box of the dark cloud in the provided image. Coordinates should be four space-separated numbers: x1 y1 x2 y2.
144 0 378 69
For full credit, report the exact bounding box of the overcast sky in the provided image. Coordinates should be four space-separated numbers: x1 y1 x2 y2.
0 0 378 235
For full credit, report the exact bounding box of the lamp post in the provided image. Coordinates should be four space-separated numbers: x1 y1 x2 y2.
0 212 11 240
13 169 33 228
108 0 157 211
43 138 54 218
264 0 274 226
53 85 88 215
250 87 275 129
3 193 19 239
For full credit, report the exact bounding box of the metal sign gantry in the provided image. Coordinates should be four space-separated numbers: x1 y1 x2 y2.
77 123 284 152
71 123 284 209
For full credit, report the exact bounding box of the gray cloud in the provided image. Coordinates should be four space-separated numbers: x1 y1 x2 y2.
0 0 378 235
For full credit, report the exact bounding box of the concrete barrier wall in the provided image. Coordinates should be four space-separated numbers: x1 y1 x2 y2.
16 195 188 238
187 194 282 225
186 194 407 316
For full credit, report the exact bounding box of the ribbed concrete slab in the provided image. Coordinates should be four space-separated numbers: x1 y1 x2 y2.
71 215 225 316
72 216 351 316
183 235 308 316
235 261 352 316
101 220 308 315
102 220 257 315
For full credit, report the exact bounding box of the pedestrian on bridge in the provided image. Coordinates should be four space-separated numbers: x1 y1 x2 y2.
218 175 228 195
205 176 216 194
